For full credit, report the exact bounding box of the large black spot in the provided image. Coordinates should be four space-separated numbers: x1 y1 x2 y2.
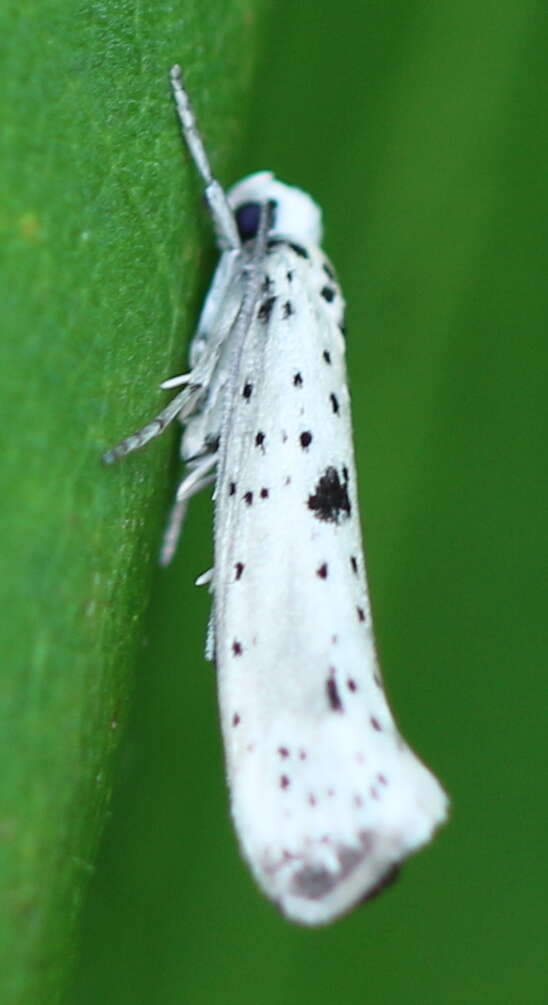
307 466 351 523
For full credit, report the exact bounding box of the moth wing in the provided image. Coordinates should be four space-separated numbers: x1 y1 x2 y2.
211 243 447 925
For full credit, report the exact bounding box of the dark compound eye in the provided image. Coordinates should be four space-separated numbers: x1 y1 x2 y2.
235 199 278 240
235 202 261 240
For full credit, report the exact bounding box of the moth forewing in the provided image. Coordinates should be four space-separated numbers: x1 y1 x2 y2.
210 240 447 924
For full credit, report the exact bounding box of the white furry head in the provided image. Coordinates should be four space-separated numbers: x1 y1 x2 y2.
228 171 323 247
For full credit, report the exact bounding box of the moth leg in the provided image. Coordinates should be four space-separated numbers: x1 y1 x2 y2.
102 383 202 464
175 450 218 502
159 372 191 390
159 498 188 566
159 451 217 565
170 65 241 252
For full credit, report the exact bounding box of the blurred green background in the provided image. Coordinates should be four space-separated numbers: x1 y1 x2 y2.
2 0 547 1002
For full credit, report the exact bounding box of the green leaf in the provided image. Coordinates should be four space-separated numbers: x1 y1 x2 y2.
0 1 270 1001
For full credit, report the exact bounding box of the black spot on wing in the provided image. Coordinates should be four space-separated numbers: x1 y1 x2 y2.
267 238 310 260
323 261 335 280
282 300 294 319
258 296 277 323
288 241 309 259
321 285 336 303
326 675 343 712
307 466 351 523
300 431 312 450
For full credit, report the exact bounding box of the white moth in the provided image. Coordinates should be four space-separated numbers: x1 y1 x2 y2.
104 66 448 925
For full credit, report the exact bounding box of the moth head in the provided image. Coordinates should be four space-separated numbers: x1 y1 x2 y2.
228 171 323 246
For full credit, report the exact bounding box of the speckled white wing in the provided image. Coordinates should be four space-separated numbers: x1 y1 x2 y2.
211 241 448 925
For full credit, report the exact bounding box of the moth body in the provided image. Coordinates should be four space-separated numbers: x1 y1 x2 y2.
103 66 448 925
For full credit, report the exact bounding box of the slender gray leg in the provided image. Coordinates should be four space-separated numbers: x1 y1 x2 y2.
159 452 217 565
102 383 202 464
